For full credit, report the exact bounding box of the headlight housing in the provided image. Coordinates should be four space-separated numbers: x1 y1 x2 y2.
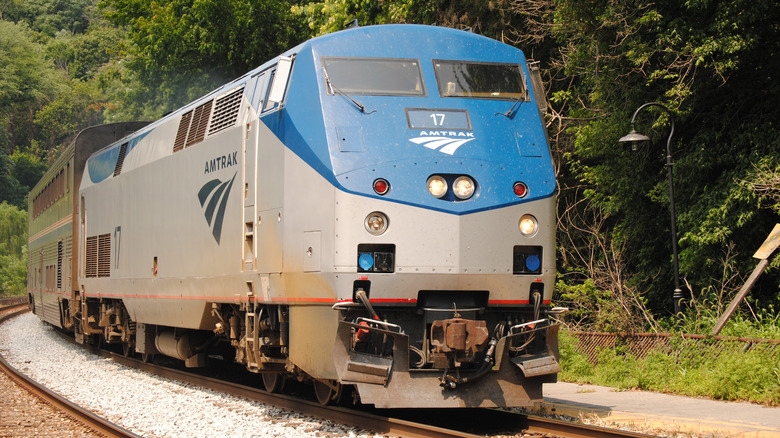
426 175 448 198
453 176 475 200
364 211 389 235
518 214 538 236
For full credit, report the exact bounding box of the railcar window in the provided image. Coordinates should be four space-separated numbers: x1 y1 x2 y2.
433 61 526 100
322 58 425 96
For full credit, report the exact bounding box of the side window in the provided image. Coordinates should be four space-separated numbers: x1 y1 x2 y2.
263 56 294 113
262 70 278 112
249 71 270 110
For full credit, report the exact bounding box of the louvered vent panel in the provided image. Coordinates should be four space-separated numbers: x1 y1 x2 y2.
98 233 111 277
57 241 62 289
113 142 128 176
173 111 193 152
209 87 244 135
85 236 98 278
186 101 213 147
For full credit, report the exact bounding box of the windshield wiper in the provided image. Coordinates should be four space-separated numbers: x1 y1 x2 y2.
496 95 525 118
323 69 374 114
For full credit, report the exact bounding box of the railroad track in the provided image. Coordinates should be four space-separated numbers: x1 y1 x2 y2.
2 304 651 438
0 304 141 438
101 346 652 438
0 296 27 308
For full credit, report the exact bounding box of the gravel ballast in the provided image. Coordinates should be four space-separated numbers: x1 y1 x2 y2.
0 313 377 438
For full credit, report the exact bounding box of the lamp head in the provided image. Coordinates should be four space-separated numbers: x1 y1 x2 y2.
618 129 650 151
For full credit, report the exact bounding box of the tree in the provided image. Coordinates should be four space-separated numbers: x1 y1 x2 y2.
0 202 27 296
0 20 63 152
99 0 309 115
519 0 780 316
2 0 94 37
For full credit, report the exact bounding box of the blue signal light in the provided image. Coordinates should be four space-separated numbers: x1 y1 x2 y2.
525 254 541 272
358 252 375 271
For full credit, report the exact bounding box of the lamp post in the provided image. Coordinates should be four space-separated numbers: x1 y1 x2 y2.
618 102 683 318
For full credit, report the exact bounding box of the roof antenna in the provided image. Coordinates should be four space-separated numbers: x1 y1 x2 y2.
346 19 359 28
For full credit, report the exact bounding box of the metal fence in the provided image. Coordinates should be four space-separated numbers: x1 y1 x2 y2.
568 331 780 365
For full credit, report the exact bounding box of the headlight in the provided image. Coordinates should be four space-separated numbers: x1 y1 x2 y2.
518 214 538 236
364 212 389 235
453 176 475 200
427 175 448 198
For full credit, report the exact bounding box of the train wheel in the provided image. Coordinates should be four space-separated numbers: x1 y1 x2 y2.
141 352 155 363
313 379 342 405
262 372 286 393
122 341 134 357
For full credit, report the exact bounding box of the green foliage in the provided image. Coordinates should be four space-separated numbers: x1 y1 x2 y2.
46 23 126 80
0 20 64 151
292 0 432 35
3 0 94 36
291 0 518 41
100 0 310 115
557 330 594 382
0 147 23 208
559 329 780 405
0 202 27 296
34 79 107 150
555 278 633 331
543 0 780 314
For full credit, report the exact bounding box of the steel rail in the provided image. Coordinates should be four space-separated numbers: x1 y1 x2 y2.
525 415 654 438
107 351 651 438
0 306 142 438
383 406 654 438
107 352 481 438
9 303 652 438
0 296 27 308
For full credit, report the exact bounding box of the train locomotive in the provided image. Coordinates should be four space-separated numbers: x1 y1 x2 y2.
27 24 560 408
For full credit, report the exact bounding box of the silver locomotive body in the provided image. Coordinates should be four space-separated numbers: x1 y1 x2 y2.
30 25 560 408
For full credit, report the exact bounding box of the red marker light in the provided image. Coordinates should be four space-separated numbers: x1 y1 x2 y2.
373 178 390 195
513 182 528 198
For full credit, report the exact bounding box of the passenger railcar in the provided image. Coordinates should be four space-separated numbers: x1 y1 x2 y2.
28 24 560 408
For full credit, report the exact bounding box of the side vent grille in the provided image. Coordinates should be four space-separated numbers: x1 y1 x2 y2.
173 99 214 152
209 87 245 135
113 142 128 176
57 241 62 289
187 101 212 147
85 234 111 278
86 236 97 278
98 233 111 277
173 111 192 152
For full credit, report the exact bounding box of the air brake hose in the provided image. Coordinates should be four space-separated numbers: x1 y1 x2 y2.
354 289 379 343
355 289 379 320
533 291 542 321
440 337 498 389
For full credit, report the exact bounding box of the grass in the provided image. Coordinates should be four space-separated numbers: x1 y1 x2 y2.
557 328 780 406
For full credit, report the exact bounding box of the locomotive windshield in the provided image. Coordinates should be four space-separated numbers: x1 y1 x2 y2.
322 57 425 96
433 61 526 100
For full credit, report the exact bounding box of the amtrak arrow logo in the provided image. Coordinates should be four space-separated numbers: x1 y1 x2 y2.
409 136 475 155
197 172 236 244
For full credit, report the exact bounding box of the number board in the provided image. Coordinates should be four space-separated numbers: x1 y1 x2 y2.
406 109 471 130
